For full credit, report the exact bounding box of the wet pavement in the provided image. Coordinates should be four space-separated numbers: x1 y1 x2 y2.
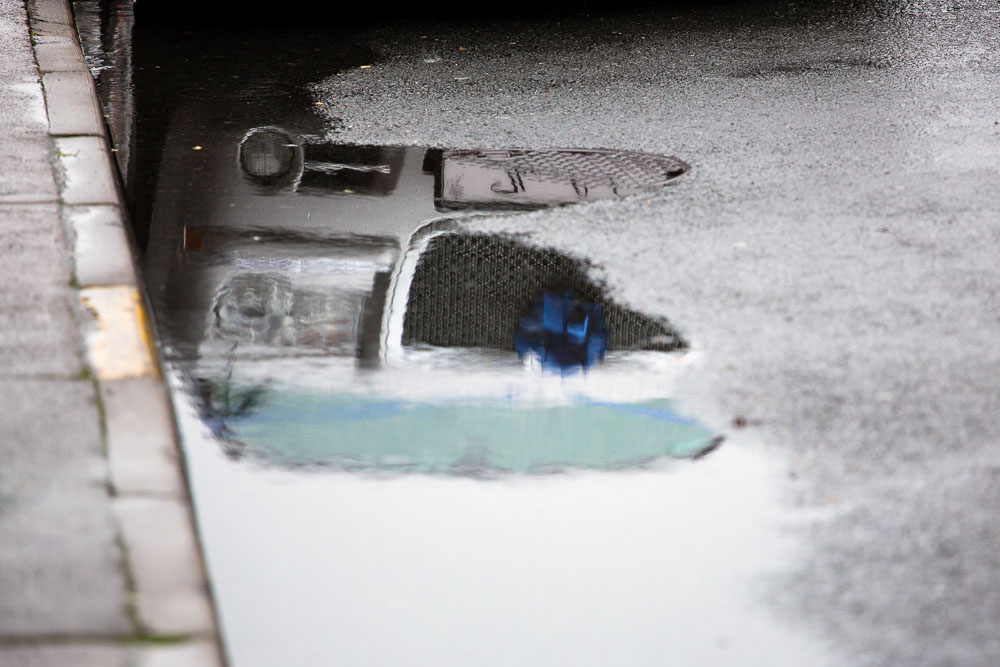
76 0 1000 665
2 0 219 663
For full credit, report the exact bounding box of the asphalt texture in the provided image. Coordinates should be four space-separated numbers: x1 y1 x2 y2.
308 2 1000 664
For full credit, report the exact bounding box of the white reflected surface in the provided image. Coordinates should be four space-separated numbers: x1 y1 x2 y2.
172 373 835 667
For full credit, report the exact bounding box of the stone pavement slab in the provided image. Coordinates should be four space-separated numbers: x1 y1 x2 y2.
34 33 88 72
138 641 223 667
0 644 129 667
0 287 83 377
0 204 82 377
42 72 105 136
0 641 224 667
102 377 185 496
0 0 58 204
67 205 137 287
54 136 119 205
115 497 217 636
0 378 130 637
0 203 72 291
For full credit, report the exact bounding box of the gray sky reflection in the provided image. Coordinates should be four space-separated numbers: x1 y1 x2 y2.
173 376 836 667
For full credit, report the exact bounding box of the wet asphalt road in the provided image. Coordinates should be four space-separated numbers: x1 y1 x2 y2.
87 0 1000 664
308 2 1000 664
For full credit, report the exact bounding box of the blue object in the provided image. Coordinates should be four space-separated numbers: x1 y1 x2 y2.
515 291 609 371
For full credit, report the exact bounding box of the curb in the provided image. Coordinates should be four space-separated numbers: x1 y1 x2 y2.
27 0 225 664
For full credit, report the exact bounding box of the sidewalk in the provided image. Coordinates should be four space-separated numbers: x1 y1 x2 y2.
0 0 221 664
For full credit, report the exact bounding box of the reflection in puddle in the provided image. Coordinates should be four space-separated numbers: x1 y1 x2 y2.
189 224 716 473
176 403 832 667
206 233 399 353
140 105 837 667
402 232 685 354
236 134 688 206
95 9 838 664
516 290 610 370
433 148 688 210
145 126 709 472
200 382 718 473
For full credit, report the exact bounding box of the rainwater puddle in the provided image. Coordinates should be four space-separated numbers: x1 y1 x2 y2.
175 401 832 667
240 133 688 206
143 103 703 471
428 148 687 210
148 125 826 662
166 137 709 472
78 4 836 664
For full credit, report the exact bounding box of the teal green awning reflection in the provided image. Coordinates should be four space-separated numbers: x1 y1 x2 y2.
222 391 719 473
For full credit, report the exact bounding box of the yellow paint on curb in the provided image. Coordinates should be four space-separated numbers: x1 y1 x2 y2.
80 286 159 380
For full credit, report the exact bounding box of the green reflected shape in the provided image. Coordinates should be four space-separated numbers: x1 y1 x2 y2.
228 391 719 473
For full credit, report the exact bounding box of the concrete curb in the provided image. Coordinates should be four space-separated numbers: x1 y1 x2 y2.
26 0 225 664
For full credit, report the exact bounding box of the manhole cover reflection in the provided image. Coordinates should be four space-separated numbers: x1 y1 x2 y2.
241 140 688 207
432 148 688 210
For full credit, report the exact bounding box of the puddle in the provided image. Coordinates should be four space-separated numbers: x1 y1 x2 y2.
139 114 705 472
77 6 838 665
401 232 685 353
150 109 834 667
430 148 687 209
174 394 832 667
237 135 688 206
184 221 714 473
203 387 718 472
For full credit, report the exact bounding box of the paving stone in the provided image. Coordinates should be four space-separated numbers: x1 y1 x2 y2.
43 72 105 135
0 378 103 479
67 205 137 287
28 19 76 39
79 286 157 381
54 136 118 205
137 640 222 667
102 377 185 497
0 644 129 667
0 289 82 377
114 497 215 636
0 203 72 291
34 35 87 73
26 0 72 26
0 0 58 203
0 379 131 636
0 204 82 376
